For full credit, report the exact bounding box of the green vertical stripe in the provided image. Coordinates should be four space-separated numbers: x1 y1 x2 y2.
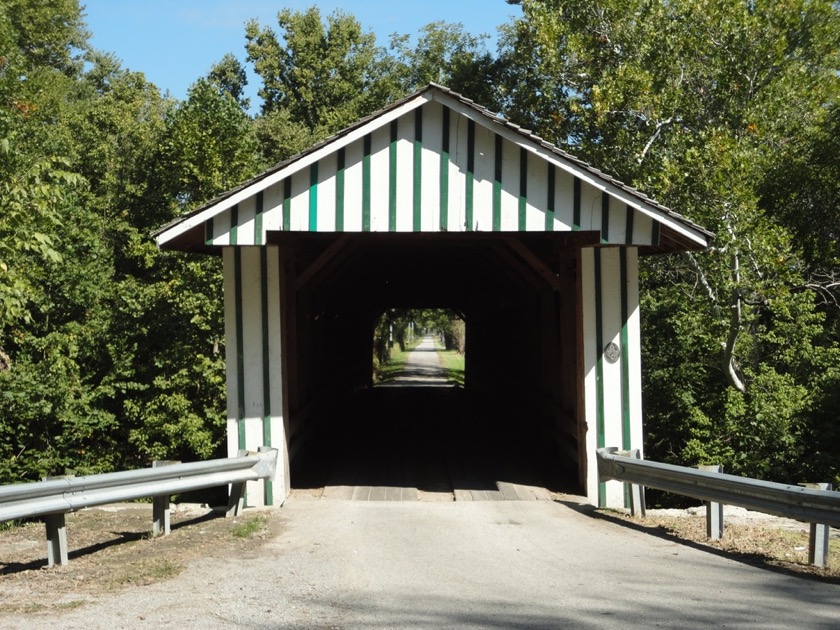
234 248 245 452
573 177 581 231
651 220 661 246
518 148 527 231
309 162 318 231
601 193 610 244
413 107 423 232
545 165 555 231
230 204 239 245
260 248 273 505
254 191 264 245
625 205 634 244
336 148 345 231
466 119 475 231
594 249 606 507
282 179 291 230
440 108 450 231
389 121 398 232
493 134 502 231
363 134 372 232
205 218 214 246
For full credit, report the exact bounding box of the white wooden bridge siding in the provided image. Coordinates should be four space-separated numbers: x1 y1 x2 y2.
223 246 290 506
203 99 659 246
581 247 643 507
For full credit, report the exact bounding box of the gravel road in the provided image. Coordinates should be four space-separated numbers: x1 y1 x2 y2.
4 498 838 629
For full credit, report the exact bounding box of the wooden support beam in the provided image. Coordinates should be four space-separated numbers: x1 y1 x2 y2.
503 237 565 292
295 235 355 292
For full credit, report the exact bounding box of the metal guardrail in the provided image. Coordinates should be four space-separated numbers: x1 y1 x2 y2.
597 447 840 528
0 447 278 566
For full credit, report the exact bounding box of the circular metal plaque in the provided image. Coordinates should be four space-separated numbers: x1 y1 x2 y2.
604 342 621 364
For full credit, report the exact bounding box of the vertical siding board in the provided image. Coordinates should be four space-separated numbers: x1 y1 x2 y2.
440 107 450 231
343 138 364 231
579 181 600 232
233 248 245 450
465 118 475 231
573 177 582 231
266 246 286 502
545 164 555 231
282 178 292 231
593 249 606 507
525 153 547 231
624 204 635 245
254 191 264 245
335 149 345 231
601 192 610 244
229 204 239 246
389 120 398 232
580 248 599 505
289 169 309 231
553 169 575 231
309 162 319 232
472 124 495 231
223 247 239 460
599 248 625 507
625 248 644 457
317 152 337 232
236 198 259 245
413 107 423 232
369 126 390 232
395 116 415 232
421 102 442 232
362 134 372 232
518 147 527 231
493 133 503 231
259 248 273 505
498 136 519 231
205 218 215 246
450 111 469 231
263 182 284 234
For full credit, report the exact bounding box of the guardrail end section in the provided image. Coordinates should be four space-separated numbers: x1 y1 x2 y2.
596 447 620 482
256 446 279 480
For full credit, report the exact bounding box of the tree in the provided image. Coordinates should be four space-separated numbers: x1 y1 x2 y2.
389 21 501 107
245 7 401 138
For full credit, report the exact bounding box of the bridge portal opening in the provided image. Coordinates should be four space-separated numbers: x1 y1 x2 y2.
287 233 583 498
372 308 466 388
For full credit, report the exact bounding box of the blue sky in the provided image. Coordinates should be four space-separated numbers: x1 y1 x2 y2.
82 1 522 108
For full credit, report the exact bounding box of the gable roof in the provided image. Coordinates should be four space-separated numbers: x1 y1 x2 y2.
153 84 712 254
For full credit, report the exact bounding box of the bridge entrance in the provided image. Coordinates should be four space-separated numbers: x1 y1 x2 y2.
153 84 711 507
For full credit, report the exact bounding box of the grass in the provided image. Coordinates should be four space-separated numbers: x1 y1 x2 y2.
231 514 268 539
436 349 465 386
105 558 184 590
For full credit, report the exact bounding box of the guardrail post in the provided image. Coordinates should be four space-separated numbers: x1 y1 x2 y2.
623 449 646 518
226 450 248 518
45 513 69 567
152 460 180 536
698 465 724 540
800 482 832 568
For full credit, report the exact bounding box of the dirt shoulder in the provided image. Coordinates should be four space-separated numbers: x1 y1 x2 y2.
0 502 283 614
603 505 840 582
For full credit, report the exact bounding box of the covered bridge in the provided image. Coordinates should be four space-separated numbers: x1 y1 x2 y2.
154 84 711 508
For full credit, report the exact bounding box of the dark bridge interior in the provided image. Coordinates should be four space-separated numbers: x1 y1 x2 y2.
270 232 597 497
